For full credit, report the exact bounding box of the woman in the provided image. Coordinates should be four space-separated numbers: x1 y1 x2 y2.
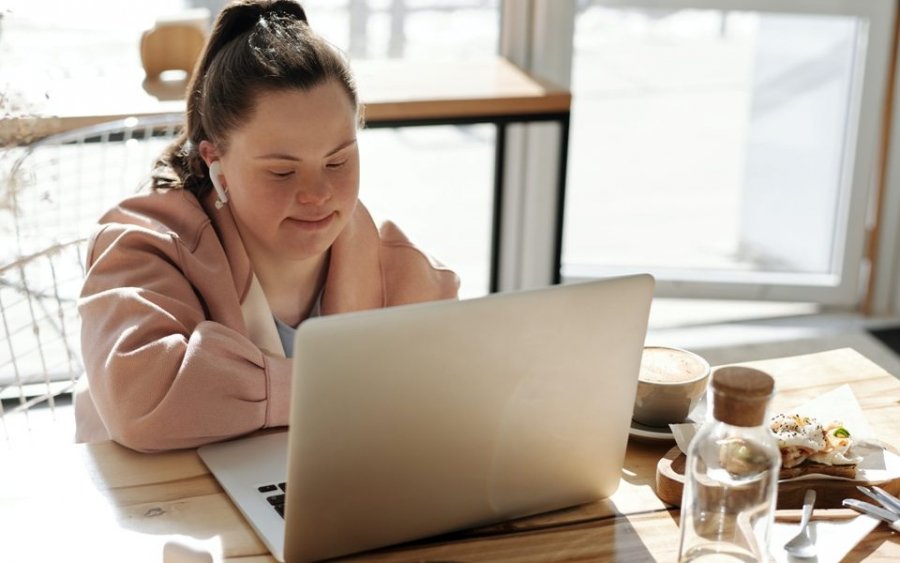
75 0 459 451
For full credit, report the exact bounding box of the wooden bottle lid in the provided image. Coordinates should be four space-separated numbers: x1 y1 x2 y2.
711 366 775 427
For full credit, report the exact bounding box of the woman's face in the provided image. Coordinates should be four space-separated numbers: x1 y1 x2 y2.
207 81 359 265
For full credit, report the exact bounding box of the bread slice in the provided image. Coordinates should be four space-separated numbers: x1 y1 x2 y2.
779 461 857 480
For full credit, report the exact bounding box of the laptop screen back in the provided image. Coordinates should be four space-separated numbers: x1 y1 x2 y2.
284 274 654 561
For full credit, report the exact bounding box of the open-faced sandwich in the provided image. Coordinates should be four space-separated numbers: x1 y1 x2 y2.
769 413 862 479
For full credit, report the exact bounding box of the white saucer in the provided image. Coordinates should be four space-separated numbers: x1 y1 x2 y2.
628 397 708 443
628 420 676 443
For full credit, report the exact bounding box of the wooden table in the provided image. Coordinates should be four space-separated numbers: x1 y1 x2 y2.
0 58 570 141
2 348 899 561
1 57 571 291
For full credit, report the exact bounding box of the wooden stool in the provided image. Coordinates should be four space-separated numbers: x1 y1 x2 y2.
140 10 210 80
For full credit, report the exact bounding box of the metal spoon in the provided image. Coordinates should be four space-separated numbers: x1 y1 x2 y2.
784 489 817 558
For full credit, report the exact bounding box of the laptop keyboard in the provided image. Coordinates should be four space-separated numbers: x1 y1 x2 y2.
257 482 287 518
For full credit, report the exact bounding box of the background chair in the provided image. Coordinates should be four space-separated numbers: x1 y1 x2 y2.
140 10 208 82
2 113 185 258
0 113 185 443
139 9 209 102
0 237 87 440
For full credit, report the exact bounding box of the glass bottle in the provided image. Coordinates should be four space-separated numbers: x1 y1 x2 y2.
677 367 781 562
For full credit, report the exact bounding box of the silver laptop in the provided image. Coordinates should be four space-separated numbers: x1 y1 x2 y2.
198 274 653 562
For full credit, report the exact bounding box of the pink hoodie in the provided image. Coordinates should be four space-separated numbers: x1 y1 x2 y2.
76 189 459 452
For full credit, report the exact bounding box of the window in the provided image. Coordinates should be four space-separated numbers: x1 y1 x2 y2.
520 0 894 306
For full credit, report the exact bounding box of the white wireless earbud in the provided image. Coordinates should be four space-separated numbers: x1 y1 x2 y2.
209 161 229 209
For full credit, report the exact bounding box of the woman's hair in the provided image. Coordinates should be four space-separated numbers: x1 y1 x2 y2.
152 0 360 196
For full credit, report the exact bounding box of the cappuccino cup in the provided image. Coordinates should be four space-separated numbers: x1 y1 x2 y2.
632 346 710 428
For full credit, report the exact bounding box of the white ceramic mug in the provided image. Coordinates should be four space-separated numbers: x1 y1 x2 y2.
632 346 710 428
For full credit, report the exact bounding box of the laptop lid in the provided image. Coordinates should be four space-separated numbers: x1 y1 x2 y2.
284 274 654 561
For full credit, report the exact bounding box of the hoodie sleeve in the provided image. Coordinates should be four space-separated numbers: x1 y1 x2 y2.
79 224 292 452
378 220 460 304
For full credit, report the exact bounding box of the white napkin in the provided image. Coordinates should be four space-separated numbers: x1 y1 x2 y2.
671 420 698 454
770 516 879 563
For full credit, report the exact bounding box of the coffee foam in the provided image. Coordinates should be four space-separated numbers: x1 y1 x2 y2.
639 347 707 384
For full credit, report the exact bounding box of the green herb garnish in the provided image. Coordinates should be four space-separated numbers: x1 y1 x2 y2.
834 427 850 438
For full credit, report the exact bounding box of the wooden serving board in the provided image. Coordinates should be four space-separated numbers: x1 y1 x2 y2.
656 446 900 509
